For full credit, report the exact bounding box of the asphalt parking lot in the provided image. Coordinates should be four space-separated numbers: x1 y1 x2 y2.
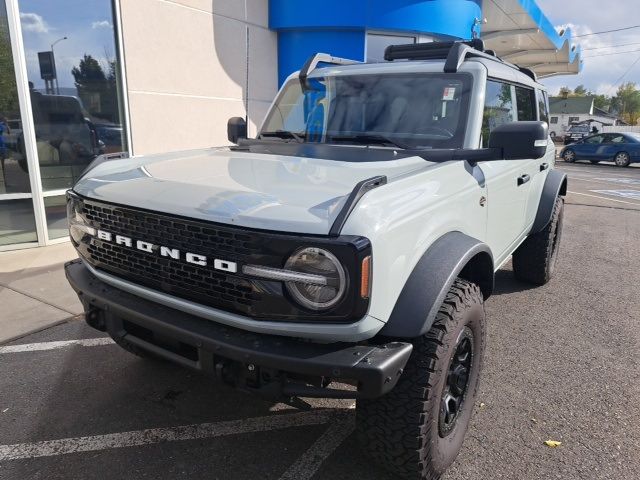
1 160 639 480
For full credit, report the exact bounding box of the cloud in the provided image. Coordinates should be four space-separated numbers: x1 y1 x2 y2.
91 20 112 29
532 2 640 96
20 12 49 33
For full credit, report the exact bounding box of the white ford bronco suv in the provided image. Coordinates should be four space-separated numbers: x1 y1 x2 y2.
65 40 566 479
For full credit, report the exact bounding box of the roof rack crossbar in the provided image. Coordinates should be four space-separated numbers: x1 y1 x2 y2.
384 39 539 81
299 53 360 89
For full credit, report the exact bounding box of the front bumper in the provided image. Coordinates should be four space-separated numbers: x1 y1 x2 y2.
65 259 412 399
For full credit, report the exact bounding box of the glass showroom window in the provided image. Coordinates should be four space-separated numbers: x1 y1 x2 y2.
19 0 128 240
0 0 37 246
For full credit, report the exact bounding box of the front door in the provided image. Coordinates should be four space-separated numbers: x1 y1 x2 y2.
580 134 606 159
480 160 531 264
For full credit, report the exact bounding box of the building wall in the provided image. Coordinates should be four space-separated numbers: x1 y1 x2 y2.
270 0 482 85
119 0 278 155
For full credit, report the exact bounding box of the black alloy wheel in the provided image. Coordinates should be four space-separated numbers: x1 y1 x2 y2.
439 327 474 437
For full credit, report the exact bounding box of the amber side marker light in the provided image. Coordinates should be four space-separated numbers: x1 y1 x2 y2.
360 256 372 299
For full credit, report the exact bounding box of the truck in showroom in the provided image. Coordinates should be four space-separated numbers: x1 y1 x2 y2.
65 40 566 479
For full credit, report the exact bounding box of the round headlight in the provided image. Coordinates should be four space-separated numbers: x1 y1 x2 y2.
284 247 347 311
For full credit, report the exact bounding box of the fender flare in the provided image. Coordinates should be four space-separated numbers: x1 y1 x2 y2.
379 232 494 339
530 170 567 234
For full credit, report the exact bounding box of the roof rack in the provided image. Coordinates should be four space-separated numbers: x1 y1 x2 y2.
299 53 360 89
384 39 538 82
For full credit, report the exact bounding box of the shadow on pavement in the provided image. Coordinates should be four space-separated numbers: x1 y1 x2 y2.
491 268 537 296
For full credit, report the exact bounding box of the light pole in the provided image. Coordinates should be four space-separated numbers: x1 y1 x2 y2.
51 36 67 95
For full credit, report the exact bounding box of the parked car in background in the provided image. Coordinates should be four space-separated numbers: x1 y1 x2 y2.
561 132 640 167
94 123 124 154
563 124 591 144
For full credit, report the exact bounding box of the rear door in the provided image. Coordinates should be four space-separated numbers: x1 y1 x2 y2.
479 80 531 264
600 133 625 160
515 85 548 229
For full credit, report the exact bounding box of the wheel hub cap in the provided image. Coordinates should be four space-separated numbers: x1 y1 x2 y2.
439 328 474 437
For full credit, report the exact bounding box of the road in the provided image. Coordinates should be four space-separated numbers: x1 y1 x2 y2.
1 161 639 480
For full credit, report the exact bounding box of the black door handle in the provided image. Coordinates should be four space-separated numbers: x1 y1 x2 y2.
540 162 549 171
517 174 531 186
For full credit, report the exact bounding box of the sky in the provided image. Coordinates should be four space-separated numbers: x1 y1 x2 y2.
18 0 116 91
536 0 640 96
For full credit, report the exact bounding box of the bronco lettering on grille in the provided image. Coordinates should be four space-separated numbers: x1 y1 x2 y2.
94 229 238 272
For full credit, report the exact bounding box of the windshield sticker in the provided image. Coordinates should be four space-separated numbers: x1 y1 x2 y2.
443 87 456 101
590 189 640 201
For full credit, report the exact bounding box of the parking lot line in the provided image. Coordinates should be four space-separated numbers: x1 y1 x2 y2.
0 338 114 354
568 176 640 190
0 410 337 461
278 414 355 480
567 191 640 206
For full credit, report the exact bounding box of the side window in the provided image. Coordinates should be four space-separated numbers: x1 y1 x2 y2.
482 80 515 147
550 116 559 124
537 90 550 123
610 134 625 143
515 86 536 121
569 116 580 124
586 135 604 144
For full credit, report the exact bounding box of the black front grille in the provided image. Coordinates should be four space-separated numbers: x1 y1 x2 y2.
82 201 263 316
71 195 371 323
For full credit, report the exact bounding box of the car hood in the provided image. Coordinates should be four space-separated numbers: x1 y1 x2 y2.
73 147 431 235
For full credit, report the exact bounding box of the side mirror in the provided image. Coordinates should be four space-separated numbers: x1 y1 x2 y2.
227 117 247 144
489 121 548 160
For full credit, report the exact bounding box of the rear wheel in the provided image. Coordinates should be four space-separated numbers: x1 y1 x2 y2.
513 196 564 285
562 149 576 162
356 278 485 480
614 151 631 167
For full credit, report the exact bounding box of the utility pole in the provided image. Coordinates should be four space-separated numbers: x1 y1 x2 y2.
51 36 67 95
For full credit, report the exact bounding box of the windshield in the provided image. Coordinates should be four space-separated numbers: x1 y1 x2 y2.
626 132 640 142
260 73 472 149
568 125 589 133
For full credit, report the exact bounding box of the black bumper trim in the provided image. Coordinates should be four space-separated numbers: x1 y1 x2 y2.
65 260 412 399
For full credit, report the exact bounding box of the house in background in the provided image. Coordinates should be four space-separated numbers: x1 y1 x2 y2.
549 96 623 138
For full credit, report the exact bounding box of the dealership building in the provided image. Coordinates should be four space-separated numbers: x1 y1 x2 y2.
0 0 581 250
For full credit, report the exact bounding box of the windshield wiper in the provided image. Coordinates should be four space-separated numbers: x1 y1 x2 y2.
259 130 304 143
329 134 411 150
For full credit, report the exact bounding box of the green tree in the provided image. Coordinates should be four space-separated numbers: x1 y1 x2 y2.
558 86 572 99
573 84 588 96
611 82 640 125
71 54 119 123
593 94 610 111
0 21 20 117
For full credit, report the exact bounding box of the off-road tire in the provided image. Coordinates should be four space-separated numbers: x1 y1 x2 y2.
356 278 485 480
512 196 564 285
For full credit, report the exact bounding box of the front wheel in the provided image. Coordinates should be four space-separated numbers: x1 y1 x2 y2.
614 151 631 167
562 149 576 162
513 196 564 285
356 278 485 480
